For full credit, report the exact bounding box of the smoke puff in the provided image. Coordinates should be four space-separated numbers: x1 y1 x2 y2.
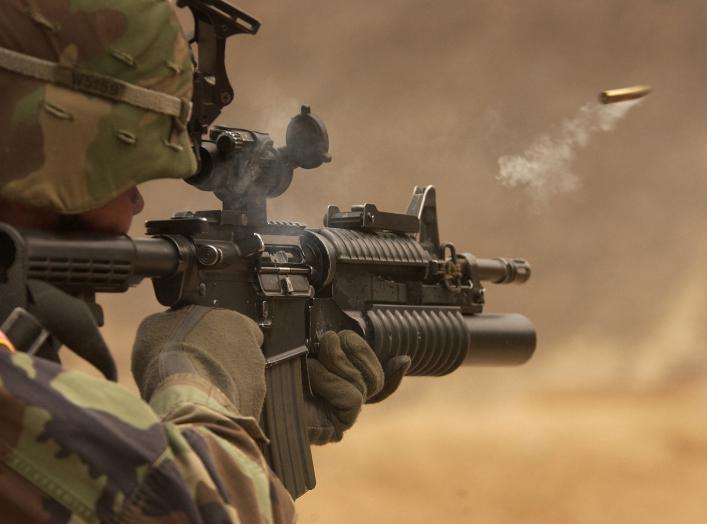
497 100 641 205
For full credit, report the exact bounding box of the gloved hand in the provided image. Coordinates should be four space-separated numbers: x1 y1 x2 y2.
367 353 412 404
306 330 411 445
132 308 410 443
132 305 266 420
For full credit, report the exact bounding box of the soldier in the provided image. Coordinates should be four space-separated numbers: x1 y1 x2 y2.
0 0 410 522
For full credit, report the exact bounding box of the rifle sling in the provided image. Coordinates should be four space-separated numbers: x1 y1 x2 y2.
26 280 117 381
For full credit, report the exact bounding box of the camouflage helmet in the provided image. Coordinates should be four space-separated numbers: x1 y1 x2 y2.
0 0 197 215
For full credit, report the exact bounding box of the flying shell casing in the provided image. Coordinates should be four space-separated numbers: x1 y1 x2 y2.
598 85 652 104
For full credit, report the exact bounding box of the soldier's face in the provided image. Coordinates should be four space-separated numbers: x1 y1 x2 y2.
76 186 144 235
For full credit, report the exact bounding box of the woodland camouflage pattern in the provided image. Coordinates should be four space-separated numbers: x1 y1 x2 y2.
0 350 296 523
0 0 198 214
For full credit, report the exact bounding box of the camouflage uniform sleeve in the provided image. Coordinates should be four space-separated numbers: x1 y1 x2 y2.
0 351 297 523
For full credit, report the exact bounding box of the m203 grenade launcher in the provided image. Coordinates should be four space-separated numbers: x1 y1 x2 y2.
0 0 536 498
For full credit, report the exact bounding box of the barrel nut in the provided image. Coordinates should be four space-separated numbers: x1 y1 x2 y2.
197 244 223 267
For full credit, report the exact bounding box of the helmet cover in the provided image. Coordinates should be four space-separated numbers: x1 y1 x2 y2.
0 0 197 214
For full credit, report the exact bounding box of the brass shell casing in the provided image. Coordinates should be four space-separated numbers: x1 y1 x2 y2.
598 85 652 104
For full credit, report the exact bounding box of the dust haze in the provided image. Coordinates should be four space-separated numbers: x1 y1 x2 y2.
73 0 707 521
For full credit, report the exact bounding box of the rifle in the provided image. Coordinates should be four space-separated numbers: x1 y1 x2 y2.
0 0 536 498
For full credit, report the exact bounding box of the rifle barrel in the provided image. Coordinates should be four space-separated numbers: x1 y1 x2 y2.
475 257 531 284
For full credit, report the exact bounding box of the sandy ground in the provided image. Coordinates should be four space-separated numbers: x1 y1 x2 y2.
296 383 707 524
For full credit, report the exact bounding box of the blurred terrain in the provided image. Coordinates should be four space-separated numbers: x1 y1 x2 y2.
298 385 707 524
68 0 707 521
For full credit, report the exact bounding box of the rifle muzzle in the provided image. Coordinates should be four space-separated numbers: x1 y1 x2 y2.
469 256 531 284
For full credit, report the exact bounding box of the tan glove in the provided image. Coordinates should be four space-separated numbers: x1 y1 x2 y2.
131 306 266 419
306 330 406 445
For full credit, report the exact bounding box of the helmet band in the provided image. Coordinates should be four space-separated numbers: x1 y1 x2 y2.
0 46 192 127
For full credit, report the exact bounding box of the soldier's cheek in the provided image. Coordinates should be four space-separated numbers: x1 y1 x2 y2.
75 186 141 234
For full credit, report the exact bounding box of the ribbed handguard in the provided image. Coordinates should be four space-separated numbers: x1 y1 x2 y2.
316 227 430 266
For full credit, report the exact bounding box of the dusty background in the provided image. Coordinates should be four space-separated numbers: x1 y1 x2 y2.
71 0 707 522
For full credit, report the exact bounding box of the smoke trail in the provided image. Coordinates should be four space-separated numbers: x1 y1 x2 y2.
258 96 303 144
497 100 641 204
